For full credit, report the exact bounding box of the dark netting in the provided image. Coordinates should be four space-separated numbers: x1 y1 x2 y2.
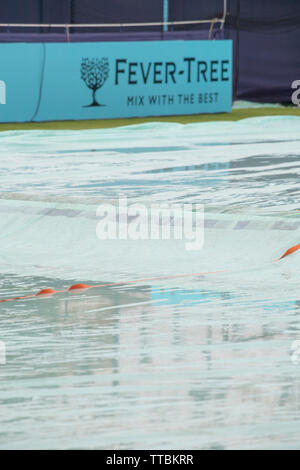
42 0 71 24
236 0 300 23
0 0 41 23
227 0 300 33
169 0 224 31
70 0 164 33
0 0 71 34
225 0 300 103
71 0 163 22
170 0 224 19
0 0 42 34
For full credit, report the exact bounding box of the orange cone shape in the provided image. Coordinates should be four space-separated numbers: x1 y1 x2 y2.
68 283 92 292
279 243 300 260
36 288 57 297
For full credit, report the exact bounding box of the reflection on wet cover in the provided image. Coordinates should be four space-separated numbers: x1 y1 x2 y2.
1 273 300 448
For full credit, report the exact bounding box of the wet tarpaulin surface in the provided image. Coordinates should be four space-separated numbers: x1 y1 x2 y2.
1 117 300 449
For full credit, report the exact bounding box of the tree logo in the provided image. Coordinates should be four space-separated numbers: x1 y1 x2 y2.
81 57 109 107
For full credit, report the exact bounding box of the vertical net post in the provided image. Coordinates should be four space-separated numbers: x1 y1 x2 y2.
163 0 168 32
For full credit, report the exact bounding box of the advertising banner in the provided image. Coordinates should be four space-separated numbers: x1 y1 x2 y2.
0 40 232 122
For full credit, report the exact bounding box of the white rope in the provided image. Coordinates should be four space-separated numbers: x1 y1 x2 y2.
220 0 228 29
0 18 223 29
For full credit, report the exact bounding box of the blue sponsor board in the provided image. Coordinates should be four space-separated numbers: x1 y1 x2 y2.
0 40 232 122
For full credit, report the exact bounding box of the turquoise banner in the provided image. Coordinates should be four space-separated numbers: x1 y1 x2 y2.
0 40 232 123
